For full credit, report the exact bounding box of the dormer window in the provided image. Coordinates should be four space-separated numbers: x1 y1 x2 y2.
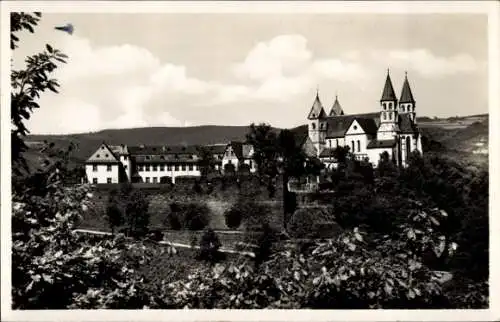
105 154 109 158
101 146 105 150
96 154 100 158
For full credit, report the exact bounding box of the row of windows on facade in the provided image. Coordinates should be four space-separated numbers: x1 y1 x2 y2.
95 153 128 160
382 110 414 121
311 123 325 130
92 176 170 184
382 102 414 112
324 139 362 153
137 164 197 172
225 159 253 167
325 136 415 155
92 165 119 172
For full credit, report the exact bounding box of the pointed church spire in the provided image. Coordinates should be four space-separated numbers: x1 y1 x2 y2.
380 69 397 102
329 93 345 116
307 89 326 120
399 71 415 104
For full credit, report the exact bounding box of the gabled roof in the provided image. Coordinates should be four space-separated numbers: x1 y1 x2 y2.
352 118 378 135
325 112 380 138
329 95 345 116
381 71 397 102
227 141 244 159
86 142 121 164
399 73 415 104
367 139 397 149
307 92 327 120
301 136 318 157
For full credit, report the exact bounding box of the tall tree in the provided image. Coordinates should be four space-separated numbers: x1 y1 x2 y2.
277 129 306 228
11 12 68 175
198 146 216 177
246 123 279 179
277 129 306 177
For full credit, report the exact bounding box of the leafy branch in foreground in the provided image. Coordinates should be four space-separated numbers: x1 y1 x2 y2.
11 12 68 174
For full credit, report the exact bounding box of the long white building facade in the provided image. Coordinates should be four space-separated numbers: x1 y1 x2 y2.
85 141 256 184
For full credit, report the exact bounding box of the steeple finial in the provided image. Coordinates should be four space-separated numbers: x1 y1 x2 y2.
405 70 408 78
316 85 319 97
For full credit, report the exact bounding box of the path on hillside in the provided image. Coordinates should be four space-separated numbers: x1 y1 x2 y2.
73 228 256 257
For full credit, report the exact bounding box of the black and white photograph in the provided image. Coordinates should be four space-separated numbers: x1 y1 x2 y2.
1 1 499 320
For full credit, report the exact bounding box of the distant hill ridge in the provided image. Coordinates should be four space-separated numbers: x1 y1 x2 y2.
26 114 488 165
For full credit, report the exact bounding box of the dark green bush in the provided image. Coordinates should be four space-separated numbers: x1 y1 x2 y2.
197 228 224 264
165 211 182 230
168 202 211 231
184 203 210 230
224 207 242 229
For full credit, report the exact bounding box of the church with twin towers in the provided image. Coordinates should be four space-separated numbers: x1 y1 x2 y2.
302 70 423 168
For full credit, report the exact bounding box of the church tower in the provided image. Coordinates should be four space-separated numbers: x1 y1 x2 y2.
329 94 345 116
307 89 327 155
377 69 399 141
398 72 416 122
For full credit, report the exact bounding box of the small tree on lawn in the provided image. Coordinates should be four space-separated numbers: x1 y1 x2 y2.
124 190 150 238
198 228 222 264
106 200 124 235
198 146 216 178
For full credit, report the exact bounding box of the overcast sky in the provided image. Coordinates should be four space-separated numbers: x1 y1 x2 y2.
14 13 488 135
